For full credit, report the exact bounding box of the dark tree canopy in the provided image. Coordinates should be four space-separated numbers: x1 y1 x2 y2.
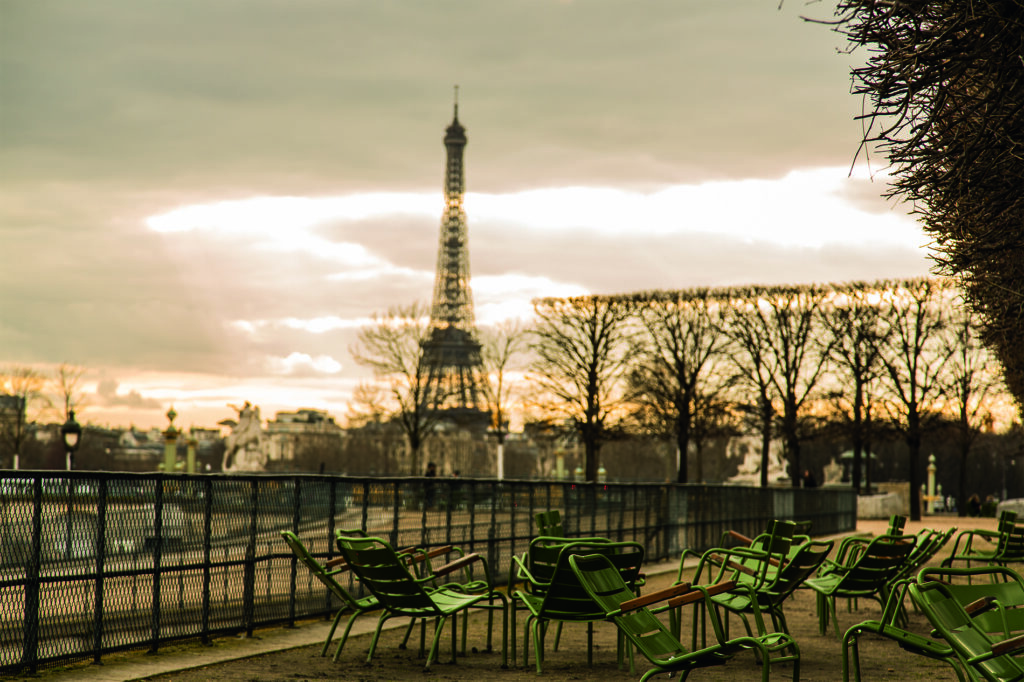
824 0 1024 411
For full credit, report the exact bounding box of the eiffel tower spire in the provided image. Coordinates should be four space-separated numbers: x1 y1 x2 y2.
422 89 487 426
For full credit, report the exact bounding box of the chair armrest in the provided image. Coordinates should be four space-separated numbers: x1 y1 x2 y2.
965 595 997 616
666 580 738 608
432 552 483 578
990 632 1024 657
726 530 754 547
619 582 692 613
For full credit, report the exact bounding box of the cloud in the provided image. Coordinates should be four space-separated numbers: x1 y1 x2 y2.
95 379 163 409
265 352 343 377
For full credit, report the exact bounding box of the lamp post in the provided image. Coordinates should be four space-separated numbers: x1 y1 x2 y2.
61 410 82 471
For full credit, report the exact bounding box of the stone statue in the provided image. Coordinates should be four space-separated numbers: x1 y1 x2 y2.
222 401 266 472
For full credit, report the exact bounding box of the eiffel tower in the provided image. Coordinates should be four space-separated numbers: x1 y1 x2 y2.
421 88 489 428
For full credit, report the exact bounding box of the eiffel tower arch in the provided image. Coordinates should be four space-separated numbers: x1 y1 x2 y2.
421 90 489 430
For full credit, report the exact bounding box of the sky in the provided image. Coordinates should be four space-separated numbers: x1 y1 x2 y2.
0 0 933 431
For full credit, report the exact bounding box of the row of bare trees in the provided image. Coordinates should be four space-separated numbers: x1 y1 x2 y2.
353 277 1008 521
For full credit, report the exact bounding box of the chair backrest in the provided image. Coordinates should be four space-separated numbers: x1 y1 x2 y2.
995 513 1024 562
762 539 835 601
888 514 908 536
745 519 796 559
834 534 917 596
280 530 361 609
891 526 955 583
534 540 645 623
911 577 1024 681
335 533 438 617
569 552 689 663
534 510 564 538
918 565 1024 638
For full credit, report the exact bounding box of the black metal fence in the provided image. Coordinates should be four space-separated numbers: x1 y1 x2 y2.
0 470 855 673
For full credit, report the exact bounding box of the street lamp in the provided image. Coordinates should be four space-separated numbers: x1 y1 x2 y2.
61 410 82 471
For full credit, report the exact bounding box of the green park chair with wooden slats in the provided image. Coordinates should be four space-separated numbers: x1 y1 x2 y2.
569 552 800 682
943 510 1024 576
281 530 408 662
910 573 1024 682
334 533 508 670
805 533 917 638
512 538 644 673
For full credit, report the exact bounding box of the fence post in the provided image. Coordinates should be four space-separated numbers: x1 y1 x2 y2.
200 477 214 644
92 478 108 662
242 479 258 637
149 479 165 653
20 478 42 673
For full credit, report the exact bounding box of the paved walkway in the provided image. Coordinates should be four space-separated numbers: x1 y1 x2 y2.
29 514 992 682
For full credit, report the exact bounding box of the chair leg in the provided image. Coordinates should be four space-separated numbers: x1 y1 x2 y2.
830 597 842 639
424 615 448 670
366 612 391 663
331 609 374 662
322 609 345 657
842 626 860 682
451 611 458 663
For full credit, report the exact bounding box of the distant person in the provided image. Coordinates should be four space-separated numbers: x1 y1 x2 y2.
424 462 437 509
968 494 981 517
802 469 818 489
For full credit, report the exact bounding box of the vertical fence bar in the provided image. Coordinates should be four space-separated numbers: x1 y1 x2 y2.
242 479 258 637
200 477 213 644
390 481 401 548
92 478 108 662
21 478 42 673
149 479 165 653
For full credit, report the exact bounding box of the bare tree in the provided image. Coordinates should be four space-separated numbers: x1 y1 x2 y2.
727 285 832 487
53 362 87 420
479 319 528 479
627 289 732 483
529 295 636 481
350 302 447 476
821 3 1024 413
727 302 777 488
345 382 390 429
822 283 890 494
942 302 1003 516
878 278 955 521
0 365 50 469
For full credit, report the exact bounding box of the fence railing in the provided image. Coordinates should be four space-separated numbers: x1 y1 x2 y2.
0 470 855 673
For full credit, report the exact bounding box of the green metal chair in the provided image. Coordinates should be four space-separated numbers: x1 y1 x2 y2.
842 577 970 682
911 573 1024 682
569 552 800 682
334 533 508 670
677 520 797 592
535 510 565 537
511 538 644 673
804 533 917 638
281 530 408 662
918 565 1024 641
943 511 1024 575
708 538 835 639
